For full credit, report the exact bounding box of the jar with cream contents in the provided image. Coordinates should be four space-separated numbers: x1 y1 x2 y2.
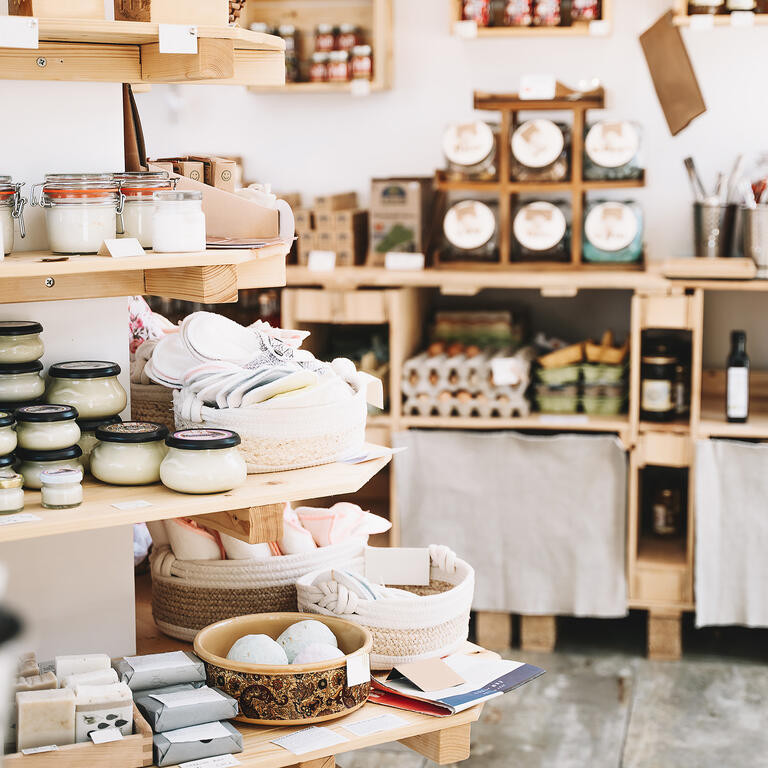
151 191 206 253
115 171 175 248
40 468 83 510
16 445 83 489
15 405 81 451
0 177 26 255
0 321 44 364
510 119 570 182
0 472 24 515
90 422 168 486
77 415 121 473
0 411 17 456
0 361 45 404
45 362 127 420
160 429 247 494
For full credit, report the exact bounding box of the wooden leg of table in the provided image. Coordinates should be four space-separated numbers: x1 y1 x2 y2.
294 758 335 768
647 610 682 661
400 723 472 765
475 611 511 650
520 615 557 652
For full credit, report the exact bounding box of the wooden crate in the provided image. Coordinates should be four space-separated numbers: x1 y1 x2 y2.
114 0 229 25
9 0 104 18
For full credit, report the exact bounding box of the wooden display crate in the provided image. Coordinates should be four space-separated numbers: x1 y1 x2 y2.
673 0 768 25
9 0 104 18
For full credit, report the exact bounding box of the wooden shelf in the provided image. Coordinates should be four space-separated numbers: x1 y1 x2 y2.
697 370 768 438
435 171 645 195
0 245 288 304
0 453 391 544
652 257 757 281
400 413 629 433
674 12 768 26
638 420 690 436
250 80 384 94
698 409 768 439
0 19 285 85
637 537 687 569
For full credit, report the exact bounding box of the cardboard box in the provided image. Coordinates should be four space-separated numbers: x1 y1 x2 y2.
314 209 335 231
277 192 303 210
334 208 367 231
174 161 204 183
336 248 356 267
370 177 434 264
294 209 314 233
314 191 359 212
150 161 175 175
114 0 229 25
316 231 335 251
10 0 104 18
189 156 237 195
296 231 316 266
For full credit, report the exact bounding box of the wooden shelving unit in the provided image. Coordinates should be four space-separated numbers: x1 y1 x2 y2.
0 18 286 85
673 1 768 25
400 413 630 436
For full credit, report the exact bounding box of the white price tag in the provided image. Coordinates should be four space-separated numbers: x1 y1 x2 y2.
689 14 715 30
158 24 199 54
271 727 348 756
0 16 39 49
346 652 371 687
730 11 755 26
307 250 336 271
98 238 146 259
350 78 371 97
385 252 425 271
90 727 123 745
111 499 152 511
180 755 241 768
365 546 430 586
490 357 525 387
342 713 408 737
588 19 611 36
519 74 556 100
21 745 57 755
0 513 41 527
453 20 478 38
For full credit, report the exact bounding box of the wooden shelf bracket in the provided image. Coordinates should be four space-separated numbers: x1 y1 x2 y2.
191 503 285 545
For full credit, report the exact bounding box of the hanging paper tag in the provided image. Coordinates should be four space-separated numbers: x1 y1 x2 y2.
519 74 556 100
730 11 755 26
350 79 371 97
98 239 146 259
588 20 611 36
453 20 478 38
159 24 199 54
346 652 371 687
0 16 39 49
365 546 430 586
689 14 715 30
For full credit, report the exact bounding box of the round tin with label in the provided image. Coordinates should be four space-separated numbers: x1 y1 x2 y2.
443 200 497 253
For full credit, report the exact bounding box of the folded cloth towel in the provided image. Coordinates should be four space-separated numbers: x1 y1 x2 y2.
166 518 224 561
278 503 317 554
220 534 280 560
296 502 391 547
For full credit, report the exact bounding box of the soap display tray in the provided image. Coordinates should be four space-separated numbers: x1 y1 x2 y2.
4 704 153 768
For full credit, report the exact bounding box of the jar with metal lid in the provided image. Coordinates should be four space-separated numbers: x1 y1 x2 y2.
351 44 373 80
641 344 677 422
442 200 498 262
0 321 44 364
0 361 45 403
160 429 247 494
90 422 168 486
583 200 643 263
504 0 533 25
0 411 16 456
278 24 300 82
462 0 492 24
45 361 127 420
510 119 570 182
584 120 642 181
16 445 83 489
727 0 756 8
310 52 329 82
512 200 570 262
337 24 360 51
114 171 175 248
32 174 124 254
0 472 23 515
0 177 26 255
571 0 601 20
443 122 497 181
687 0 726 12
40 467 83 510
315 23 335 52
152 191 206 253
533 0 568 26
77 415 122 472
327 50 350 82
15 405 80 452
652 488 682 537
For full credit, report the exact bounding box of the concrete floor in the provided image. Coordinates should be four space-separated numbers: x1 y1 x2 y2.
339 613 768 768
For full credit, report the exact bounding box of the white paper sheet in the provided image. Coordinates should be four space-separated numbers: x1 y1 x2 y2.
165 722 231 744
271 727 348 756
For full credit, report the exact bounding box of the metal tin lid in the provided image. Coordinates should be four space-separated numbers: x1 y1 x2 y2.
513 201 567 251
16 404 78 423
153 190 203 203
166 428 241 450
40 467 83 485
340 23 358 32
95 421 168 444
42 174 119 196
352 44 372 55
48 361 121 379
585 121 640 169
115 171 174 196
329 50 349 61
0 321 43 337
511 119 565 169
0 472 22 489
444 200 496 251
16 445 82 462
584 201 639 252
0 411 14 428
442 122 495 167
76 415 122 433
0 361 43 375
316 23 334 33
0 454 15 469
278 23 296 35
312 52 329 62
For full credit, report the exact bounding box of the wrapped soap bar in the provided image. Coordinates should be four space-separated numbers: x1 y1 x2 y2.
115 651 206 692
63 668 118 689
15 672 58 692
74 682 133 743
153 721 243 767
16 688 76 750
17 652 39 678
135 685 238 733
55 654 110 680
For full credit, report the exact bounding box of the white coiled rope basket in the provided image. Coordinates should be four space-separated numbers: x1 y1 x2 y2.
296 545 474 670
150 539 365 641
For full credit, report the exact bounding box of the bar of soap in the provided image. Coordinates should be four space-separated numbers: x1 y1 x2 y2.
63 668 118 689
115 651 206 692
153 721 243 767
74 682 133 743
17 652 39 678
15 672 58 693
16 688 75 751
54 654 111 680
136 685 238 733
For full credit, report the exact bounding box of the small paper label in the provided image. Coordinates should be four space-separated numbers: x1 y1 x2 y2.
0 16 39 49
111 500 152 511
307 250 336 271
385 252 425 271
271 726 349 756
21 745 57 755
350 78 371 97
0 513 41 527
98 238 146 259
365 546 430 586
126 651 196 671
165 722 231 744
453 20 478 38
519 74 556 100
150 687 223 708
338 443 398 465
491 357 525 387
180 755 241 768
346 652 371 688
730 10 755 26
89 727 124 744
588 19 611 36
342 713 408 737
158 24 199 54
689 14 715 30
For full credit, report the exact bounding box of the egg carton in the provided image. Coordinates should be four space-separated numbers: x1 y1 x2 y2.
403 391 530 419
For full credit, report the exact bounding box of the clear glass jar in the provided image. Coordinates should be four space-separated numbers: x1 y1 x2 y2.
652 488 682 537
32 174 124 254
0 320 43 364
533 0 567 26
583 200 643 264
462 0 492 24
510 120 570 182
641 344 677 422
584 121 642 181
688 0 726 12
571 0 601 20
442 200 498 263
40 467 83 509
327 50 350 82
16 445 83 489
351 44 373 80
77 415 121 473
152 191 206 254
310 52 329 82
315 23 336 52
442 122 497 181
0 361 44 403
0 411 16 455
45 361 127 420
15 404 81 452
504 0 533 25
512 200 570 262
0 177 26 255
337 24 360 51
278 24 299 82
115 172 175 248
0 472 24 515
90 422 168 486
160 429 247 494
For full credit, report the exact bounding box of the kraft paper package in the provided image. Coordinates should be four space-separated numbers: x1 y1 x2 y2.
135 685 238 733
114 651 206 692
153 721 243 767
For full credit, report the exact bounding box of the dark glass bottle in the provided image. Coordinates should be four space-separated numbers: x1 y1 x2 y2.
726 330 749 423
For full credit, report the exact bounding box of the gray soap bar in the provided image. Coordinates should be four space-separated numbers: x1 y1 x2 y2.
135 685 238 733
114 651 206 692
153 720 243 767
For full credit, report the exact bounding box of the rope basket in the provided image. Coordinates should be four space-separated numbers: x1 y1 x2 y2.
296 546 474 670
131 383 175 432
150 539 366 642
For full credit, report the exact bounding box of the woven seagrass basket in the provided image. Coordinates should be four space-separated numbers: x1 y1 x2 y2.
130 383 175 432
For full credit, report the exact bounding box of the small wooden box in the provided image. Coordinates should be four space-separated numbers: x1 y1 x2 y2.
313 191 359 212
9 0 105 18
294 209 314 234
114 0 229 26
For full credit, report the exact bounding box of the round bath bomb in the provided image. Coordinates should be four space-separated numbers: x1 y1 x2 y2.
292 643 345 665
227 634 289 665
276 620 338 663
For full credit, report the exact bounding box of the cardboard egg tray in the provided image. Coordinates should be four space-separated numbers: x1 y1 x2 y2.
403 390 530 419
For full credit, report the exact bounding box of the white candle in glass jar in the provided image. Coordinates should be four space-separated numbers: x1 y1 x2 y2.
15 404 81 451
45 203 117 254
0 472 24 514
116 172 174 248
152 191 206 253
90 422 168 486
45 361 126 420
0 361 44 403
0 177 25 256
16 445 83 489
160 429 247 494
0 411 17 455
40 467 83 509
76 416 121 473
0 320 44 364
0 205 13 255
